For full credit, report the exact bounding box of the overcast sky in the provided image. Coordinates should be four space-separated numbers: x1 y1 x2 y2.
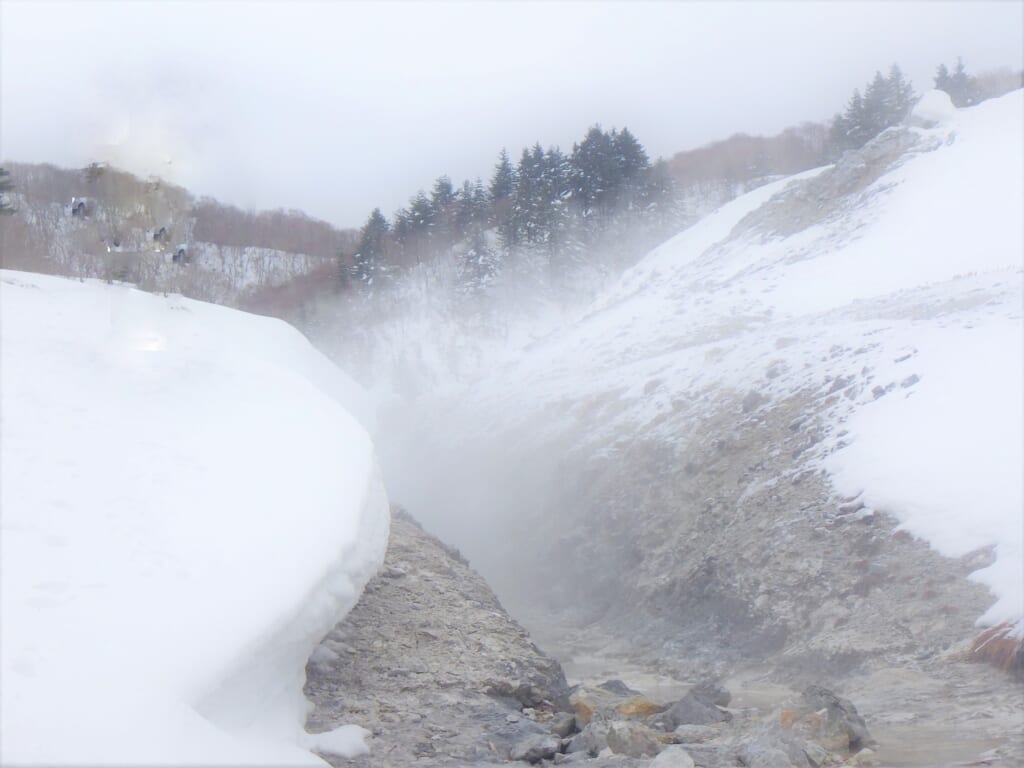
2 1 1021 229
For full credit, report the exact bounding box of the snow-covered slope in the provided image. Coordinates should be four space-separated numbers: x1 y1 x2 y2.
0 271 389 765
388 90 1023 639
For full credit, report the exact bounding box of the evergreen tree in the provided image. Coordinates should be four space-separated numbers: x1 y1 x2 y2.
613 127 650 184
352 208 390 287
886 63 916 121
428 175 457 245
455 178 490 237
540 147 572 249
489 149 515 201
460 228 498 293
862 71 890 137
511 145 544 245
0 168 15 215
571 125 620 222
639 159 678 221
829 63 916 156
935 59 977 106
407 192 432 232
489 149 516 248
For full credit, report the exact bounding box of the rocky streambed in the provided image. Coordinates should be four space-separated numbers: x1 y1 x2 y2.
303 506 1021 768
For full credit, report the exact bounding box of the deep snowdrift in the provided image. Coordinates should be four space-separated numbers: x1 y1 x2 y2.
0 271 389 765
389 90 1023 637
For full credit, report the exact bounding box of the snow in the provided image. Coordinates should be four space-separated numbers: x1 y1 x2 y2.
910 88 957 127
301 724 372 757
0 271 390 765
389 90 1024 635
825 318 1023 629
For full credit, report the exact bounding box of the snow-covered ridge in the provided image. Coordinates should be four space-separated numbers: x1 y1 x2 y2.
0 271 389 765
401 90 1022 636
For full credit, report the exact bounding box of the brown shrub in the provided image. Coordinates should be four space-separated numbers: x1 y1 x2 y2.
970 622 1023 678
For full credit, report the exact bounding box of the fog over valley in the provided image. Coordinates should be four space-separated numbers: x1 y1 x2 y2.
1 3 1022 768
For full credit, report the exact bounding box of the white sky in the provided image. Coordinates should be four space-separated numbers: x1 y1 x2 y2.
2 1 1021 228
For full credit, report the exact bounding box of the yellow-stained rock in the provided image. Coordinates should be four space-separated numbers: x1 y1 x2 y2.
573 699 595 727
615 696 664 718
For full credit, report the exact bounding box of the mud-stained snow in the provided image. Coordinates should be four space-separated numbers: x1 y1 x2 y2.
0 271 389 765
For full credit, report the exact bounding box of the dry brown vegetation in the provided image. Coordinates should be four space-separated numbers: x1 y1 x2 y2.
193 198 356 261
668 122 830 193
970 622 1023 678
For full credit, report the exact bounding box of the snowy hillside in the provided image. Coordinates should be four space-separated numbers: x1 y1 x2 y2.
384 91 1023 641
0 272 389 765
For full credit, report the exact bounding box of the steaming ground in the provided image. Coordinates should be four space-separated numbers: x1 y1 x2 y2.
309 91 1024 764
2 90 1020 768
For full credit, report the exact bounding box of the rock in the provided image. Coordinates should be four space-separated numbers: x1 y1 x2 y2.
802 742 830 767
692 681 731 708
567 720 610 756
742 390 766 413
550 712 577 738
616 696 666 718
837 499 865 515
554 752 591 765
672 724 718 743
304 509 570 766
510 733 561 764
606 720 663 758
598 679 641 696
849 747 878 766
800 685 873 751
650 693 730 730
737 743 794 768
741 721 818 768
650 745 696 768
571 686 619 727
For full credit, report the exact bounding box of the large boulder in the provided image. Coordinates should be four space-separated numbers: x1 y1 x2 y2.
510 733 561 764
799 685 873 752
649 691 731 730
650 745 696 768
566 719 610 756
606 720 663 758
570 681 664 727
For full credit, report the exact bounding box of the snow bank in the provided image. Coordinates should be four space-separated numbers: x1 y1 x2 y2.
0 271 390 765
826 318 1023 629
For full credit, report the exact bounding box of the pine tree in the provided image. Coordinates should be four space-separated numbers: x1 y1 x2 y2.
886 64 916 122
512 145 544 245
460 228 498 293
429 175 456 246
613 127 650 183
948 57 978 107
489 149 516 248
862 71 890 137
0 168 15 215
489 149 515 202
571 125 619 220
352 208 390 287
829 89 868 153
456 178 491 238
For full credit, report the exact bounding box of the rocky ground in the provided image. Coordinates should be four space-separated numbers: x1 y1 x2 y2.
303 503 1022 768
304 508 570 767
